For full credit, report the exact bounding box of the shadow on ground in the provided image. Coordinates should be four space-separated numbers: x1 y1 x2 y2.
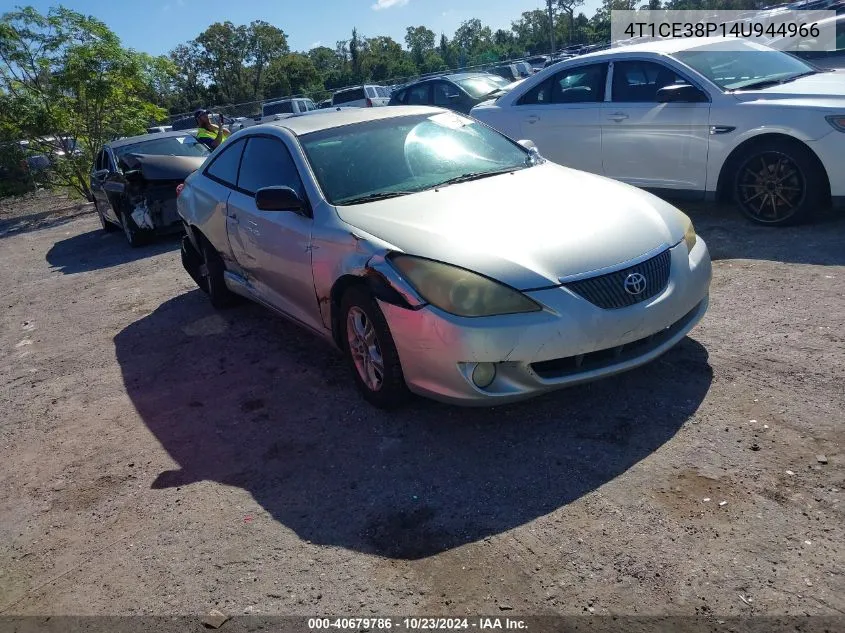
0 207 94 239
679 201 845 266
45 228 180 274
115 290 713 560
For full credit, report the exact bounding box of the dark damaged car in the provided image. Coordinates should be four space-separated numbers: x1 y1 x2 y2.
91 131 209 246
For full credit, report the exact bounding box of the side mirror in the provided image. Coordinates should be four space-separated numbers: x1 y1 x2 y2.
656 83 707 103
255 186 304 212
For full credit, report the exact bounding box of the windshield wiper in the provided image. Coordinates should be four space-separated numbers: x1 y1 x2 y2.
481 88 506 98
736 70 819 91
336 191 416 205
431 167 521 189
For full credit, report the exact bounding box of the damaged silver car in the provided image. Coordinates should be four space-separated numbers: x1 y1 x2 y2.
91 131 209 246
177 107 711 408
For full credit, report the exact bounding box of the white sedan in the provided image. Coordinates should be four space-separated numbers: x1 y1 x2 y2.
470 37 845 226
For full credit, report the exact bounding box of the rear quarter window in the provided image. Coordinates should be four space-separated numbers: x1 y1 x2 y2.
264 101 293 116
333 88 365 104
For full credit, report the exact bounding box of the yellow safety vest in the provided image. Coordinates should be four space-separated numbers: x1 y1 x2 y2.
196 126 229 145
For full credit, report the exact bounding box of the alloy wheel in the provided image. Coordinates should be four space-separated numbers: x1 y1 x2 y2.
736 151 806 223
346 306 384 392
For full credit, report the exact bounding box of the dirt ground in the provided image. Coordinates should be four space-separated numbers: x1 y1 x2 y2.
0 193 843 624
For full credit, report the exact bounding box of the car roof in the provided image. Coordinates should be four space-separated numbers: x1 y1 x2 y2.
262 105 444 136
402 72 498 86
575 36 772 60
107 130 194 149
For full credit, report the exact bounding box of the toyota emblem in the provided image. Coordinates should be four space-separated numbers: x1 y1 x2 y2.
624 272 647 296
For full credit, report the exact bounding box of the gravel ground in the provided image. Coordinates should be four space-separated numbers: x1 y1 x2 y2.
0 195 843 624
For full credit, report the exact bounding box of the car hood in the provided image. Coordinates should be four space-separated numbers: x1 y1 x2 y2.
733 71 845 103
334 163 689 291
121 153 207 181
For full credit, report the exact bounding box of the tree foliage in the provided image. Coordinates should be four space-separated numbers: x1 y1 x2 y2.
0 6 166 198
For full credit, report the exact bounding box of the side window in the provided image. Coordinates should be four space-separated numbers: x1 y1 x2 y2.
237 136 304 198
551 63 607 103
205 138 247 188
517 78 554 105
94 150 105 171
612 61 686 103
433 82 460 106
406 84 431 105
393 89 407 104
102 150 115 172
836 20 844 50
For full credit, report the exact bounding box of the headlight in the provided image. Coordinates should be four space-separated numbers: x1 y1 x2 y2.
683 216 697 253
825 115 845 133
388 254 541 317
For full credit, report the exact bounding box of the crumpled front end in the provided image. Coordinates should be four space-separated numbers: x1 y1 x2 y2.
125 181 183 233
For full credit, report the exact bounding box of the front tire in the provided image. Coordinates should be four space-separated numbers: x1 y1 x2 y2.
198 237 238 309
119 209 146 247
340 286 410 409
733 139 824 226
94 200 118 233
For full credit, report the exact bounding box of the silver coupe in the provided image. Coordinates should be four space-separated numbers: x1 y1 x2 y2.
177 106 712 408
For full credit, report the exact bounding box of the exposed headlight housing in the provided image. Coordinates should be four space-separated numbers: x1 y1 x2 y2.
682 215 697 253
825 115 845 133
388 254 541 317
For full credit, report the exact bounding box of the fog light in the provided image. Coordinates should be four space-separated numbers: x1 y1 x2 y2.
471 362 496 389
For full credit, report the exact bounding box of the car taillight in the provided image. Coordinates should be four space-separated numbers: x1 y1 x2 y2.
366 98 373 107
176 183 185 197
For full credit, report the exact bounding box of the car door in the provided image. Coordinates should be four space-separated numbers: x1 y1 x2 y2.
517 62 607 174
100 149 126 224
601 59 711 191
404 82 432 106
202 138 247 273
90 150 110 213
228 134 319 330
432 81 471 113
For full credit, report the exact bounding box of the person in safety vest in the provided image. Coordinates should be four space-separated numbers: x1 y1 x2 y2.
194 109 229 150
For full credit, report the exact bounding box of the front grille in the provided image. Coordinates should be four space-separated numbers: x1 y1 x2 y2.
564 248 671 310
530 302 701 380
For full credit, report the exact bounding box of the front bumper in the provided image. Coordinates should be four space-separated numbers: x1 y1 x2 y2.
380 238 712 406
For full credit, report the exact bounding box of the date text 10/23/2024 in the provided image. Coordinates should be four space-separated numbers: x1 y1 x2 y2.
307 617 528 631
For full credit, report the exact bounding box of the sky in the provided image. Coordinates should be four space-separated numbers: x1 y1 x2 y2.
8 0 604 56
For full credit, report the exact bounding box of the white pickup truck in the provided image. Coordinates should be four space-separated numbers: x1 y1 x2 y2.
230 98 319 131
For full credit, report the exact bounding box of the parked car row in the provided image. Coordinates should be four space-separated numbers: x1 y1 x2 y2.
86 34 841 410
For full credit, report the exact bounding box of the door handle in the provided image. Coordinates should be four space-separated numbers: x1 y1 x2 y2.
526 115 540 124
229 212 238 224
607 112 629 122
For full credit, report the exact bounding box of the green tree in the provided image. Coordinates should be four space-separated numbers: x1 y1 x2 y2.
0 6 165 199
439 33 456 67
405 25 435 68
557 0 586 46
169 42 207 113
453 19 494 59
349 28 362 80
264 53 321 99
246 20 289 99
193 21 253 104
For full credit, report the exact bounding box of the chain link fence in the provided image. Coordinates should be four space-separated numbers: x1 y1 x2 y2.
165 52 580 124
